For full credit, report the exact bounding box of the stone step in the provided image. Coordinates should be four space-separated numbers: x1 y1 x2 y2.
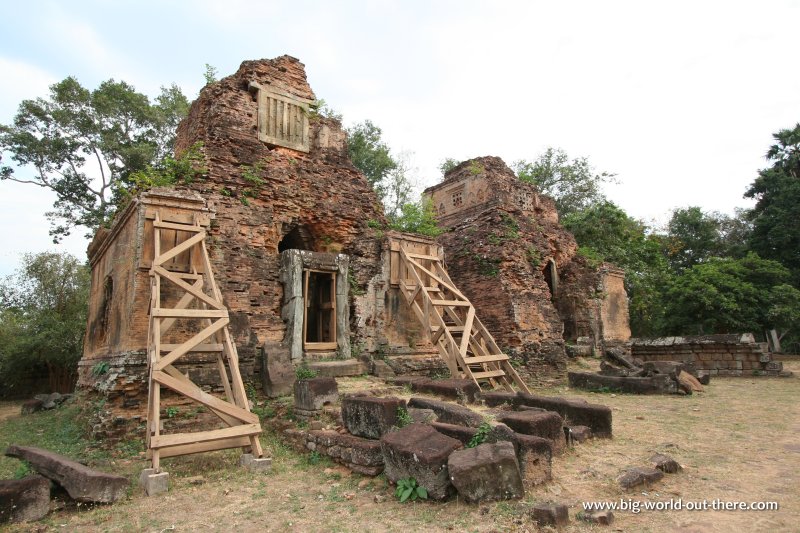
307 359 366 377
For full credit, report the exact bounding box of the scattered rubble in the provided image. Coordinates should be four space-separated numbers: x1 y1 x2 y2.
0 476 51 523
617 466 664 490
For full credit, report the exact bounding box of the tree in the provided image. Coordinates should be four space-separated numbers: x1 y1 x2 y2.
0 252 90 396
513 148 616 217
345 120 397 196
0 77 189 241
745 123 800 284
562 201 672 336
662 253 800 339
665 207 725 271
438 158 460 177
388 197 443 237
383 151 416 222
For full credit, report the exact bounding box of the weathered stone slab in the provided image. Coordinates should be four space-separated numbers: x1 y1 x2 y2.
618 466 664 490
5 445 128 503
643 361 685 378
490 392 613 438
584 510 614 525
650 453 682 474
407 408 437 424
407 397 483 427
308 359 366 378
568 372 675 395
307 430 384 475
20 399 43 415
448 442 523 503
0 475 50 523
412 379 481 404
294 377 338 411
380 424 462 500
531 502 569 527
341 395 405 439
496 411 565 453
260 341 295 397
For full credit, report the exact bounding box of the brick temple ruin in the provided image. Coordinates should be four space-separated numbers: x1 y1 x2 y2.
76 55 631 435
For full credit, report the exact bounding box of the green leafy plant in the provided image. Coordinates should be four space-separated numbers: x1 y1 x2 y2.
348 270 365 296
295 365 318 380
165 406 180 418
395 477 428 502
396 406 412 428
308 450 322 465
91 361 109 377
467 422 492 448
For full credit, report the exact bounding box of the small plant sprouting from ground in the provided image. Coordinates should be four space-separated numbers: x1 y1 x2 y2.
244 381 258 402
395 477 428 502
165 406 180 419
296 365 318 380
308 450 322 465
396 406 412 428
467 422 492 448
468 161 485 176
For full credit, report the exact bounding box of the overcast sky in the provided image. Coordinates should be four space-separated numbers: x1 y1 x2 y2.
1 0 798 276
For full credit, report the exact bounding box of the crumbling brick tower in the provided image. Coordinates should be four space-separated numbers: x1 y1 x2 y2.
78 56 445 435
425 157 631 380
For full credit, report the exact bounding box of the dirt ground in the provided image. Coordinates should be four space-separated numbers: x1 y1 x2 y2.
3 360 799 533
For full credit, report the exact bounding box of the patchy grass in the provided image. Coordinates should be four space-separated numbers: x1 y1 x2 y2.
0 362 798 532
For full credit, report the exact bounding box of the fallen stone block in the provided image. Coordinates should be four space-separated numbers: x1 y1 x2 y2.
643 361 685 378
697 372 711 385
568 425 593 443
341 395 405 439
510 393 613 438
5 445 128 503
407 408 437 424
380 423 462 500
496 411 565 453
650 453 682 474
370 359 396 378
307 430 384 475
568 371 676 395
411 379 481 404
481 391 516 407
294 377 339 411
307 359 366 378
20 399 43 415
531 502 569 527
515 434 552 486
0 475 50 523
618 466 664 490
583 510 614 525
448 441 523 503
407 397 483 427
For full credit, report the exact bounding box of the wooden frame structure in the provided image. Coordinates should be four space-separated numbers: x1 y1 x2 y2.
145 213 263 470
396 245 530 393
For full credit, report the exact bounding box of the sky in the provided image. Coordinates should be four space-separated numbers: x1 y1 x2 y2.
1 0 798 276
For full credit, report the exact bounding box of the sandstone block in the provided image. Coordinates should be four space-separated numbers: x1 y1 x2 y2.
261 341 295 397
677 371 703 393
650 453 682 474
0 475 50 523
496 411 565 453
380 424 462 500
293 377 338 411
407 397 483 427
411 379 481 404
342 396 405 439
584 510 614 525
448 442 523 503
618 466 664 490
531 502 569 527
515 393 613 438
20 399 43 415
568 425 593 443
5 445 128 503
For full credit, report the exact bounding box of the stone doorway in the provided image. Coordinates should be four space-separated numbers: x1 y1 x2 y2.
280 250 350 362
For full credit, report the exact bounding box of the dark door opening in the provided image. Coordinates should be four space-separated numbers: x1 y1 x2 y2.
543 259 558 301
304 270 337 350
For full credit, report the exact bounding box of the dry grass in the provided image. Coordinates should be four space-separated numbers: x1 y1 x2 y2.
2 361 798 532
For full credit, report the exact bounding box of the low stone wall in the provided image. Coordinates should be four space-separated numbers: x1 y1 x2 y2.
631 334 783 377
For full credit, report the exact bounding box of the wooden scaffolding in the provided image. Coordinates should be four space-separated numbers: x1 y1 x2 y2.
393 239 530 393
145 213 263 470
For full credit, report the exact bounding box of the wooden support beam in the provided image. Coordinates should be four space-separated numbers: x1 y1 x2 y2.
152 370 258 424
154 318 229 371
150 424 262 449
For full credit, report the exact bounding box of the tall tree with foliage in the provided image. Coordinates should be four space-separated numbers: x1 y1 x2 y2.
662 253 800 341
0 252 90 396
562 201 672 336
745 123 800 284
345 120 396 198
513 148 616 217
0 77 189 241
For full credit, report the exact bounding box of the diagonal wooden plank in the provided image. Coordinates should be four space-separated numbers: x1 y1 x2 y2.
154 318 229 371
162 365 239 426
458 307 475 356
153 231 205 267
150 423 261 449
152 370 258 424
155 266 224 310
161 278 204 334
